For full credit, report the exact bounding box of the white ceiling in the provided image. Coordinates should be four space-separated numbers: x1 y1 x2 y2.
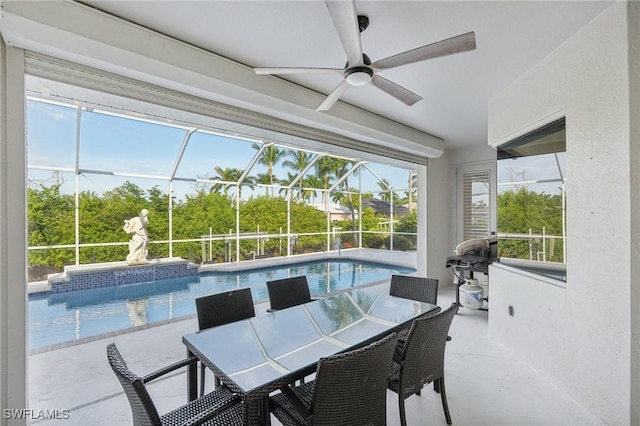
80 0 612 151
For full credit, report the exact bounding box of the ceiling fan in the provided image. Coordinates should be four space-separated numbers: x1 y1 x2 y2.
253 0 476 112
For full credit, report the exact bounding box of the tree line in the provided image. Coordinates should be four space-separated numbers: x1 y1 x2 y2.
497 187 565 262
28 179 564 282
27 181 418 280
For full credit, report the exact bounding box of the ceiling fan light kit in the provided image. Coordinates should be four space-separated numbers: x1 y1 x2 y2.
345 67 373 86
253 0 476 112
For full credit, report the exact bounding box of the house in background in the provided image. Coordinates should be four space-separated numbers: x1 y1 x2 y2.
362 198 410 218
309 203 356 222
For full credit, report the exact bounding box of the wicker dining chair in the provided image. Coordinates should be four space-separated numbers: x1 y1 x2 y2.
266 275 314 312
106 343 244 426
389 274 439 304
388 303 459 426
390 274 445 359
195 288 255 395
270 332 398 426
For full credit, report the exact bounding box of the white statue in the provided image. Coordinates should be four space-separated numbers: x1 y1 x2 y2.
123 209 149 265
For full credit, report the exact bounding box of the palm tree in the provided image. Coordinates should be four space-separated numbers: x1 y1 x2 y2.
252 143 285 196
314 156 338 206
212 166 253 198
303 175 324 203
333 159 358 236
278 172 298 197
254 173 271 196
282 150 313 201
212 166 240 195
377 178 393 203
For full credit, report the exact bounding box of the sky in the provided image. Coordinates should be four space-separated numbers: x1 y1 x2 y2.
497 152 567 196
27 93 567 205
26 97 416 202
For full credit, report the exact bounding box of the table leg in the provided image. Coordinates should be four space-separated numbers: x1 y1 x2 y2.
186 349 198 402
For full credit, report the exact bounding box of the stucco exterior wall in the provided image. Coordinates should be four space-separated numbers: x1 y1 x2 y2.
425 153 451 286
487 3 630 424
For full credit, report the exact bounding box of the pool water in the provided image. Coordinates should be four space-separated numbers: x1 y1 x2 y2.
28 260 415 350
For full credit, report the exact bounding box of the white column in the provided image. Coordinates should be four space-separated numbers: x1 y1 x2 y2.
0 42 27 425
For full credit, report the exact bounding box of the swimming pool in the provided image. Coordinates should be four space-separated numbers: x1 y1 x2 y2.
28 259 415 350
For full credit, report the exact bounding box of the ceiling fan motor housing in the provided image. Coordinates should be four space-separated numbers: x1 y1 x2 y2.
345 67 373 86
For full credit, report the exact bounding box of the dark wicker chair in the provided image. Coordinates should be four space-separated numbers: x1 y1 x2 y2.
390 274 439 304
266 275 313 312
388 303 459 426
106 342 244 426
390 274 445 360
270 332 398 426
195 288 255 395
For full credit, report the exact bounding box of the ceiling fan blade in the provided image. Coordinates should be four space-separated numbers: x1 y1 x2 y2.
325 0 363 67
316 80 351 111
371 75 423 106
254 67 343 75
372 31 476 70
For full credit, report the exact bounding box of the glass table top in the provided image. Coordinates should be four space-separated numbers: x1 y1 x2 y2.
183 287 438 394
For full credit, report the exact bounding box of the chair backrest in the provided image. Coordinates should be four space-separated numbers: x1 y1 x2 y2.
106 343 161 426
390 274 439 304
266 275 312 311
311 332 398 425
397 303 458 397
195 288 255 331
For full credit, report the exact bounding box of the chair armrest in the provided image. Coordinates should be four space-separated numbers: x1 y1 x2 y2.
179 394 241 426
142 357 198 383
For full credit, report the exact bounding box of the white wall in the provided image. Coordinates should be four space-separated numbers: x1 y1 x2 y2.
424 153 451 286
487 3 631 424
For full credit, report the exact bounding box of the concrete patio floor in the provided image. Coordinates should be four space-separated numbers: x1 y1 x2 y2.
27 265 605 425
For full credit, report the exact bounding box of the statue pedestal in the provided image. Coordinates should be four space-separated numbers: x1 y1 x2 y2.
35 258 199 294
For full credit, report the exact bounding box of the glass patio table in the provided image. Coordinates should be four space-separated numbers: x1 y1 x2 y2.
182 287 439 426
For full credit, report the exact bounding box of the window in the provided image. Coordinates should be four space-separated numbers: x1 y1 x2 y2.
462 170 491 240
497 118 567 280
456 163 495 247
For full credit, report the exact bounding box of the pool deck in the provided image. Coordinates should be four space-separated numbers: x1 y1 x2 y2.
26 249 604 425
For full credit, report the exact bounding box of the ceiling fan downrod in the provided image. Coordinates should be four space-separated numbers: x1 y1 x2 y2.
358 15 369 33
